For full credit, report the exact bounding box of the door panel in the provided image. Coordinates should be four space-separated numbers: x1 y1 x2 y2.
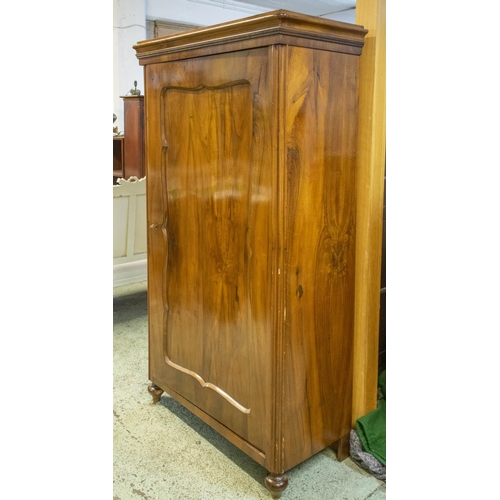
145 48 276 455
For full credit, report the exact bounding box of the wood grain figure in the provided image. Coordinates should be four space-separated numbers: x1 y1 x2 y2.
134 10 367 496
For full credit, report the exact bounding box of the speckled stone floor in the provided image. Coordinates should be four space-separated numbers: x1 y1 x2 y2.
113 281 386 500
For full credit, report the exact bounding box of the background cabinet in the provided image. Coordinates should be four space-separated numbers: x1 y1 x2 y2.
135 10 367 498
113 96 145 184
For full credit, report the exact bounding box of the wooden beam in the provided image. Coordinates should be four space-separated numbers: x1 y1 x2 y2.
353 0 386 425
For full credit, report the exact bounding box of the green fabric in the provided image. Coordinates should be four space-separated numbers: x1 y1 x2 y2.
355 371 386 465
378 370 386 399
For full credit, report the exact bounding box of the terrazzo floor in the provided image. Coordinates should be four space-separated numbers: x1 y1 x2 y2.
113 281 386 500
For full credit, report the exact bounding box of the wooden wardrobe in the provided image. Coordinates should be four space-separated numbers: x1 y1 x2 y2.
134 10 367 498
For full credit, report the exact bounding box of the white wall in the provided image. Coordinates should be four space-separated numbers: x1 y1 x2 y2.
324 9 356 23
113 0 146 133
147 0 264 26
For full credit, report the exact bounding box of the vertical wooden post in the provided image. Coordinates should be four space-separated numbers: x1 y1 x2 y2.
353 0 386 425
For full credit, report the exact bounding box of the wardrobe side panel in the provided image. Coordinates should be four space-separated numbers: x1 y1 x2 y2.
282 46 359 470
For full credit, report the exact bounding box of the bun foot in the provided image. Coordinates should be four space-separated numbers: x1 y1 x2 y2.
148 383 164 403
265 473 288 498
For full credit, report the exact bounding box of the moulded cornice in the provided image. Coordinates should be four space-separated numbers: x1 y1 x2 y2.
133 9 367 61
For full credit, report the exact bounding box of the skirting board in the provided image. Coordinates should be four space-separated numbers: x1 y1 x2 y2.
113 259 147 287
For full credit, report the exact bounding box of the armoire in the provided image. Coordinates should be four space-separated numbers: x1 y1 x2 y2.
134 10 367 498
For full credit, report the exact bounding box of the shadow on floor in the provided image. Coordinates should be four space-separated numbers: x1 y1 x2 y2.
113 290 148 323
158 395 269 485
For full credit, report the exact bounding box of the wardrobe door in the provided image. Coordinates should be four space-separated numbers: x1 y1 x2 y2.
145 47 277 458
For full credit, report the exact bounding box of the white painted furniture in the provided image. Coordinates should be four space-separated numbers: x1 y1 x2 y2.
113 176 147 287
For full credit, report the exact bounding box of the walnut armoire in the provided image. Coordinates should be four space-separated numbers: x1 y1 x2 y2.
134 10 367 498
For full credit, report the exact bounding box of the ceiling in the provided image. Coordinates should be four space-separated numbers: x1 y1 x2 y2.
187 0 357 23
